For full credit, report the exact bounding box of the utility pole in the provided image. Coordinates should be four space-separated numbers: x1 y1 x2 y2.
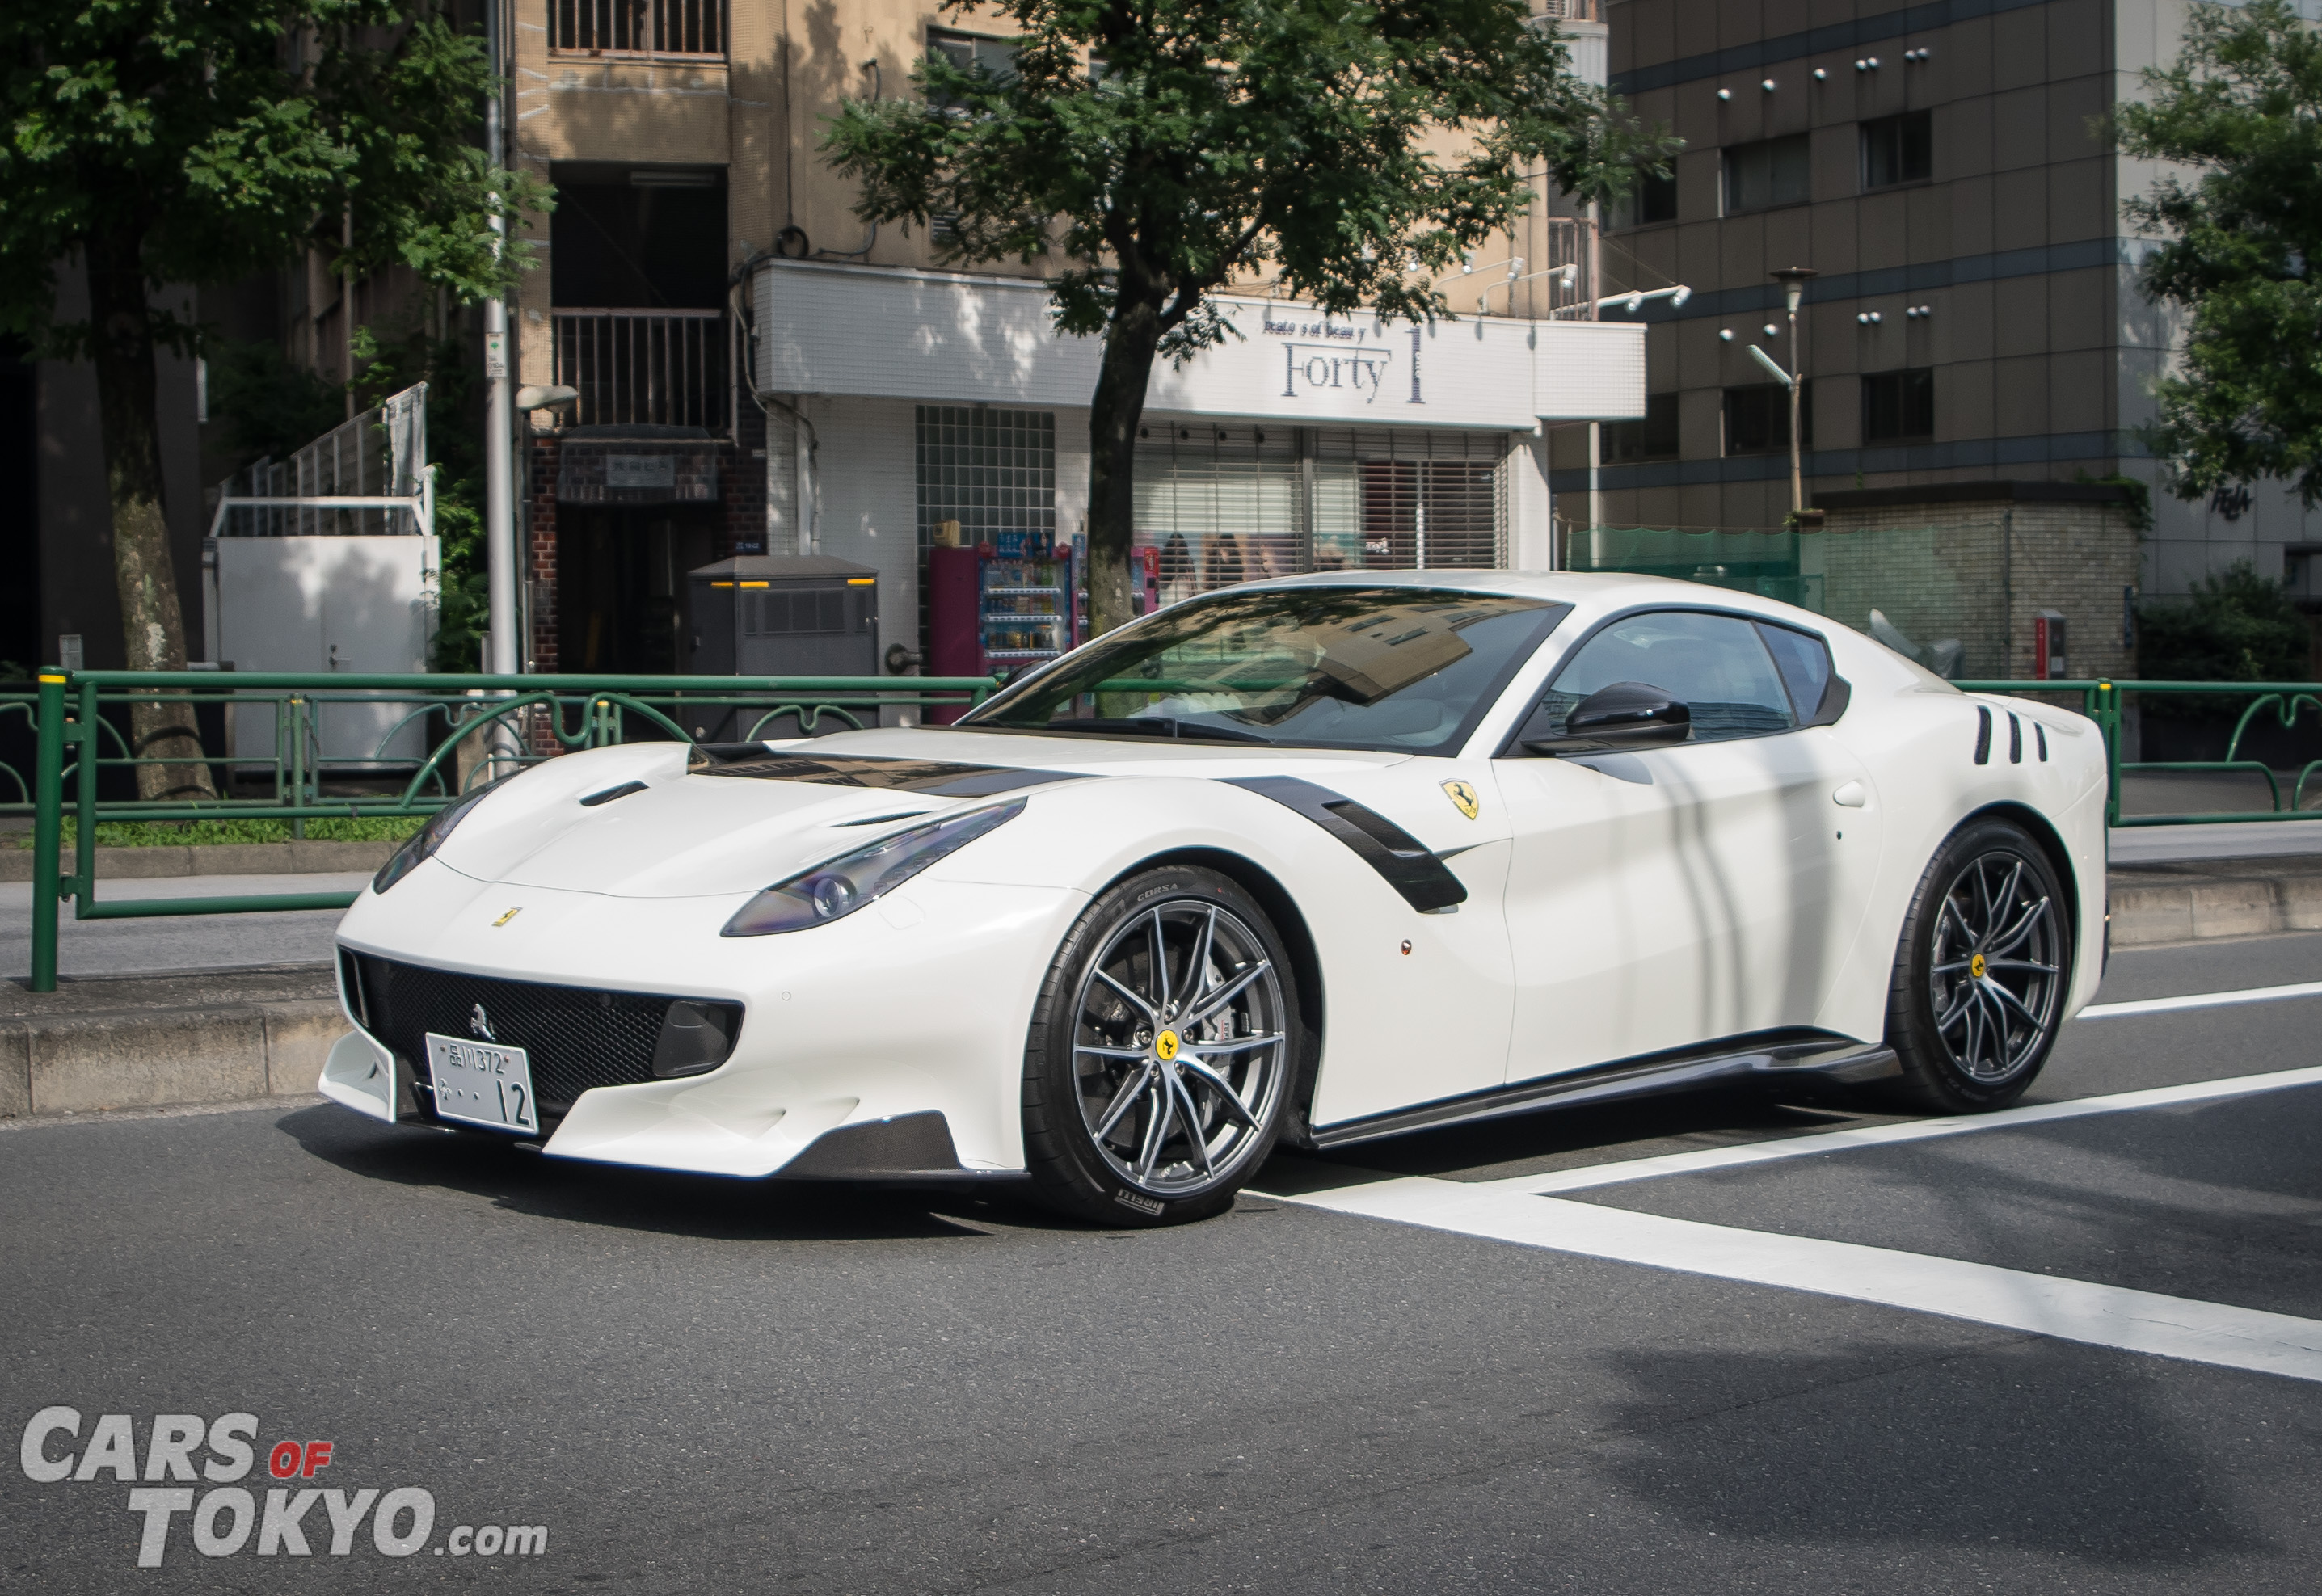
1770 267 1817 517
483 0 517 676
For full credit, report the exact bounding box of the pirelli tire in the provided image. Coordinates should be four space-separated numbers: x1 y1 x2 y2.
1022 865 1300 1227
1878 817 2072 1114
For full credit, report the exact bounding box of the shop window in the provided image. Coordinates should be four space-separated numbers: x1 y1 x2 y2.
1613 171 1678 229
1723 382 1813 456
1722 134 1810 215
1862 368 1935 443
1602 394 1679 463
914 407 1056 549
1861 111 1932 190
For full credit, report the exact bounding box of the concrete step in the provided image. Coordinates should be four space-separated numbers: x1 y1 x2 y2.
0 839 402 882
2107 855 2322 948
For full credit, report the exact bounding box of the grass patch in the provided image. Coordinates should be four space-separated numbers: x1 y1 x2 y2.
19 815 427 849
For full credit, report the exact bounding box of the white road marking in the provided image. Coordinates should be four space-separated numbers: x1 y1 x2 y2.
1363 1063 2322 1198
2075 980 2322 1021
1275 1180 2322 1385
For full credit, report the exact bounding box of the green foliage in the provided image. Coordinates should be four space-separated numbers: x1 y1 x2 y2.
352 324 489 671
2115 0 2322 506
2070 470 2155 533
2137 560 2313 710
0 0 550 356
21 815 426 849
206 339 348 465
824 0 1671 352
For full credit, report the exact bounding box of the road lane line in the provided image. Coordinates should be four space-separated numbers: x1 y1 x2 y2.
1276 1180 2322 1385
2076 980 2322 1021
1266 1064 2322 1202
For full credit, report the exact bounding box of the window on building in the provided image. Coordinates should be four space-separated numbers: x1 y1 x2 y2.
928 27 1018 109
915 407 1056 550
1602 394 1679 463
1613 171 1678 229
1723 382 1812 456
1721 134 1810 214
1862 368 1936 443
1861 111 1933 190
550 0 727 58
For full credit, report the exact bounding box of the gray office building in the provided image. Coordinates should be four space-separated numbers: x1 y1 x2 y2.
1562 0 2322 617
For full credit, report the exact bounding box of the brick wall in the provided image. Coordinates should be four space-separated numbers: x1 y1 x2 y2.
1812 483 2142 682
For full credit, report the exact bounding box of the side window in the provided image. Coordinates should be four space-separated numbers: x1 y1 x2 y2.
1755 621 1835 722
1522 612 1797 745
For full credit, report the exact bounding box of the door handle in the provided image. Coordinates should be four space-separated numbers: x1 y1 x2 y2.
1831 780 1868 808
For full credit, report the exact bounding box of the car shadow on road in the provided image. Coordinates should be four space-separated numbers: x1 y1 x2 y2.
1588 1335 2282 1569
274 1104 1077 1243
1258 1086 1891 1194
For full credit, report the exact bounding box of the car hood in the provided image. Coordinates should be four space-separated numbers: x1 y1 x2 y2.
434 726 1410 899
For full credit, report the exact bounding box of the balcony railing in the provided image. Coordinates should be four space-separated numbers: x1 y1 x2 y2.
1536 0 1602 19
552 309 727 431
550 0 726 58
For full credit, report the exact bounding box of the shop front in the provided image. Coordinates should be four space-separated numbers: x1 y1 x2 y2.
748 259 1645 672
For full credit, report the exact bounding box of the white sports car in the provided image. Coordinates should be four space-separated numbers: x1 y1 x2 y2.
323 571 2107 1224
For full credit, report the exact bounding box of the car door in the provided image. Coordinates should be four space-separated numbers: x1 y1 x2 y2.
1495 609 1881 1081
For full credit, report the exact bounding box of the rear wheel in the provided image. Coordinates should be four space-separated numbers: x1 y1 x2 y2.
1880 818 2071 1113
1022 866 1297 1226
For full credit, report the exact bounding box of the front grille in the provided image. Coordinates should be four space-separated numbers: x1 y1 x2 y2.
344 954 735 1116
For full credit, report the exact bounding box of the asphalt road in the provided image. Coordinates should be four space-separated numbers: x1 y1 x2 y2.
2 934 2320 1592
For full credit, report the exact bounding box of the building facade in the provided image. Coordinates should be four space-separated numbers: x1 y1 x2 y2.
502 0 1642 676
1575 0 2322 625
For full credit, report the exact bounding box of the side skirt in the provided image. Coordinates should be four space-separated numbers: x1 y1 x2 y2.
1308 1032 1902 1150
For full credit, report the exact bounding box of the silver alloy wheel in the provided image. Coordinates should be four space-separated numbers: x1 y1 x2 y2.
1072 897 1289 1198
1928 849 2063 1081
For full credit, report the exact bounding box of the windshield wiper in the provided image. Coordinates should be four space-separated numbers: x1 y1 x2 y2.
984 717 1273 745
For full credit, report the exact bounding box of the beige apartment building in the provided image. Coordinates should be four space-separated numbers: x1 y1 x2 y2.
499 0 1645 675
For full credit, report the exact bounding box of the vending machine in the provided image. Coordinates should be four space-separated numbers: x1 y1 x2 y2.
928 533 1081 719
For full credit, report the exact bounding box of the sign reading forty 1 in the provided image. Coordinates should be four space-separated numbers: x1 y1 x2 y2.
1260 315 1420 407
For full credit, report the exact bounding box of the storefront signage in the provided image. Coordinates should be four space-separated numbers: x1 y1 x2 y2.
605 455 676 490
756 262 1642 427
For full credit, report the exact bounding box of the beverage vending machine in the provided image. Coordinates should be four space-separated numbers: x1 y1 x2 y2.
928 533 1081 720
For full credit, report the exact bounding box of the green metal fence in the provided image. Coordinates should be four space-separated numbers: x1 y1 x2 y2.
11 672 2321 996
13 669 997 992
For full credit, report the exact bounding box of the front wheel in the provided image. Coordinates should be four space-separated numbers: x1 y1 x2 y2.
1879 818 2072 1113
1022 866 1299 1226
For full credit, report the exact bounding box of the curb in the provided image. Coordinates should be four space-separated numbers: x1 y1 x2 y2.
2107 860 2322 947
0 839 400 882
0 999 343 1118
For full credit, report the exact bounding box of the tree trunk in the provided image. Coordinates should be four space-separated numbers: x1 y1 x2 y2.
1085 297 1165 639
85 230 214 800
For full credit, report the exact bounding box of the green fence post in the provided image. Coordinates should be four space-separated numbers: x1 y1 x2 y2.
74 680 99 912
2092 680 2122 828
28 672 67 993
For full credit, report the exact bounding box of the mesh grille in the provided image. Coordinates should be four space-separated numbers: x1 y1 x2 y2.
347 954 727 1115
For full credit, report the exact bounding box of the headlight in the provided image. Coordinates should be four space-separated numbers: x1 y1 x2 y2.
372 777 509 895
721 799 1026 937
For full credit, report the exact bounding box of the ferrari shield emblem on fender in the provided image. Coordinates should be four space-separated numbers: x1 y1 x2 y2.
1441 780 1480 821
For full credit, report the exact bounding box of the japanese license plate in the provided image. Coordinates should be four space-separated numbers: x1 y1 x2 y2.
424 1032 540 1134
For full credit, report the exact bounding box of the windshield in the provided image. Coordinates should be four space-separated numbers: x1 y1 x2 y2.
961 586 1569 753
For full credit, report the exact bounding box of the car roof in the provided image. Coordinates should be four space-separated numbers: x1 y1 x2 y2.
1228 567 1820 625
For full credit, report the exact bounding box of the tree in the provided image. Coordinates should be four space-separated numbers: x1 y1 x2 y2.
0 0 545 796
823 0 1672 637
2138 558 2312 704
2117 0 2322 509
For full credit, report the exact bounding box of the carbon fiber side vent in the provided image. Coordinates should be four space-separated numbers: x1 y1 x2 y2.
1974 705 1992 764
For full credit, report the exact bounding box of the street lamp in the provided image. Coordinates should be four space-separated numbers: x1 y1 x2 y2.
1769 267 1818 516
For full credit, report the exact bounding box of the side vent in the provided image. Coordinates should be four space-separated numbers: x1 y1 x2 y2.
2008 712 2022 764
1974 705 1992 765
2036 723 2048 762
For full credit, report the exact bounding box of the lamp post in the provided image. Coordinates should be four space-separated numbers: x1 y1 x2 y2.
1770 267 1818 516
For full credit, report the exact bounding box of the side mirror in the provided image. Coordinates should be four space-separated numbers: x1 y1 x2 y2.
1523 681 1692 756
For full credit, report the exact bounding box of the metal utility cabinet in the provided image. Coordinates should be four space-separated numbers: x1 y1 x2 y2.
685 555 879 739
